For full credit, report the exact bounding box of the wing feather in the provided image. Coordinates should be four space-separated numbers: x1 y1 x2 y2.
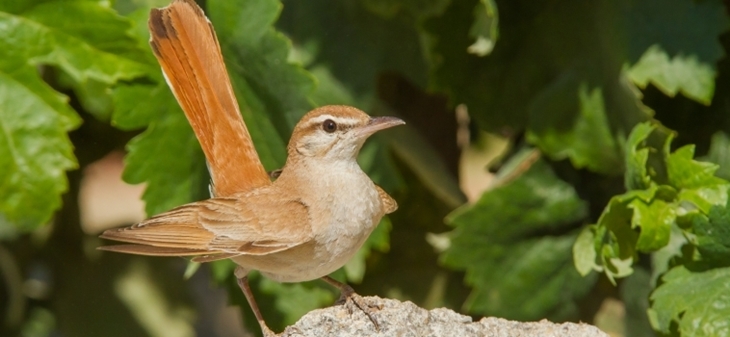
376 185 398 214
99 193 312 258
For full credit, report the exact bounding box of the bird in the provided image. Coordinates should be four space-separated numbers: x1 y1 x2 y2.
97 0 404 336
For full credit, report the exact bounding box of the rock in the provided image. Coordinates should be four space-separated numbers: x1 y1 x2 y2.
280 296 608 337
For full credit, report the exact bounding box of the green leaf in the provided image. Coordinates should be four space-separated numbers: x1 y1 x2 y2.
704 131 730 181
624 122 655 190
0 0 149 229
691 202 730 261
628 198 675 252
628 45 715 105
444 159 591 319
0 70 79 229
463 234 597 320
667 145 725 190
466 0 498 57
446 159 587 243
620 268 656 337
208 0 315 169
278 0 428 97
667 144 730 214
650 223 688 286
527 83 622 175
583 187 666 283
573 225 599 276
601 190 651 257
649 265 730 336
624 0 728 104
0 2 150 83
586 122 730 285
424 0 652 138
113 83 209 215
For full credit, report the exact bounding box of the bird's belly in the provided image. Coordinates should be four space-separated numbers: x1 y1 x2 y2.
231 233 366 283
232 186 382 283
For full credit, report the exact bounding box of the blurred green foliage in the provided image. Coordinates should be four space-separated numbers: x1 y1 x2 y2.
2 0 730 336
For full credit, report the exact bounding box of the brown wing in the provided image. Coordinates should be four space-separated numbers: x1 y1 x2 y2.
99 194 312 258
376 185 398 214
148 0 270 196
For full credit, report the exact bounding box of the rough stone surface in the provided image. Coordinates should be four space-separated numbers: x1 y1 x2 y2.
279 296 608 337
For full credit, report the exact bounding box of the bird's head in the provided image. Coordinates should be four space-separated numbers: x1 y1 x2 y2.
287 106 404 162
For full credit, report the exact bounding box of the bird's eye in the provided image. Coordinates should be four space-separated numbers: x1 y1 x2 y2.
322 119 337 133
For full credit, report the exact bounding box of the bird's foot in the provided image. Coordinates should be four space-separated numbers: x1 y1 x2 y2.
336 285 382 331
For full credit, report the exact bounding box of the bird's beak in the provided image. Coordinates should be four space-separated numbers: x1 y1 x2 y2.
354 116 405 138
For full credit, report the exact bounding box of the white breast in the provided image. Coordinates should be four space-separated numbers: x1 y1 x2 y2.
243 156 386 282
299 159 383 276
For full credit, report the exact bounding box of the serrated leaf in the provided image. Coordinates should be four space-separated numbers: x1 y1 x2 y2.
424 0 652 138
628 45 715 105
600 190 651 259
0 0 149 229
585 188 662 283
624 122 655 190
463 234 597 320
527 82 622 175
667 145 725 190
446 159 587 244
691 202 730 261
0 2 150 83
444 159 590 319
667 144 730 214
650 223 687 286
0 70 79 229
114 83 209 215
649 265 730 336
628 198 675 252
278 0 428 97
677 185 730 215
624 0 728 104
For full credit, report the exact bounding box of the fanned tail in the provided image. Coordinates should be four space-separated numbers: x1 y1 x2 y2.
148 0 270 196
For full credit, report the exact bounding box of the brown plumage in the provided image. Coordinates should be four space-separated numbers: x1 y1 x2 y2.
99 1 403 335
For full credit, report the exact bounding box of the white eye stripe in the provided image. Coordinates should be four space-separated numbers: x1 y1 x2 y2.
305 115 360 129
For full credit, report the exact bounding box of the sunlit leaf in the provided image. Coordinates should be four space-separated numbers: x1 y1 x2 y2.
444 159 591 319
0 0 148 229
649 264 730 336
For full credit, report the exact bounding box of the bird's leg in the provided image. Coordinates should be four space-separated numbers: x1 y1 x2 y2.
236 270 277 337
321 275 381 330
